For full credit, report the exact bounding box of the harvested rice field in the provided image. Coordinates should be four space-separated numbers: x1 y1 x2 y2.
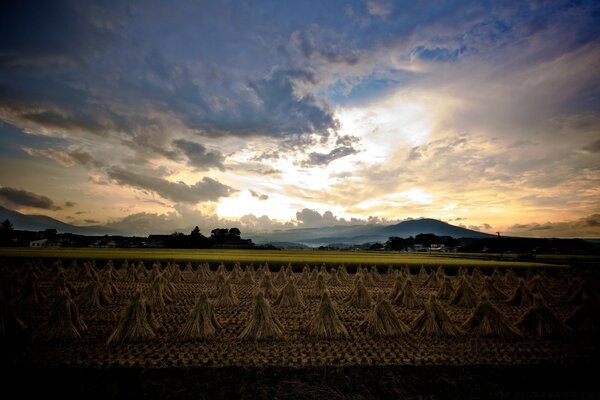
2 256 599 399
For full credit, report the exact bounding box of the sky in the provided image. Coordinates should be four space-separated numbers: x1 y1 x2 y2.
1 0 599 237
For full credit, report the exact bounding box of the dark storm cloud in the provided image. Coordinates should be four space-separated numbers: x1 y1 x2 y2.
0 187 61 210
172 139 225 171
106 167 235 203
249 190 269 201
0 0 126 66
22 147 104 168
582 138 600 153
302 146 358 167
507 214 600 237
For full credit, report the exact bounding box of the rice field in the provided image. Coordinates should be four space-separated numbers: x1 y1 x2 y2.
1 257 597 369
0 247 563 268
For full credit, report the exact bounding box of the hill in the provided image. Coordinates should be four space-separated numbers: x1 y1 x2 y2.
0 206 121 235
252 218 493 246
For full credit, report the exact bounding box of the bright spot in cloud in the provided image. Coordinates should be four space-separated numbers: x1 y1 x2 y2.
336 94 432 164
217 190 296 221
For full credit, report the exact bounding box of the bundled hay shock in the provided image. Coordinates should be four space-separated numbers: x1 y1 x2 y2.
259 274 279 299
108 291 156 344
239 292 284 340
307 290 348 339
360 294 410 337
412 296 463 337
78 278 111 307
17 274 46 306
424 271 440 288
515 295 572 337
463 297 520 338
450 278 479 308
529 276 555 302
507 279 534 307
436 277 454 300
274 265 287 286
214 278 238 306
479 276 507 300
328 268 342 286
308 273 327 298
564 295 600 334
393 279 422 309
273 280 304 308
240 265 255 284
344 277 372 308
178 293 221 339
389 275 404 300
298 265 311 285
0 291 27 338
43 288 87 341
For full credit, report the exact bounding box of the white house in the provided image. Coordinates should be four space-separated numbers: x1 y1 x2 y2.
30 239 48 248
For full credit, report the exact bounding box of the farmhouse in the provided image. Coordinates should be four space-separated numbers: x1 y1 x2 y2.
29 239 61 248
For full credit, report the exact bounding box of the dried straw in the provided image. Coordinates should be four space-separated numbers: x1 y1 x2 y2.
344 277 372 308
273 280 304 308
259 274 279 299
107 291 155 344
393 279 422 309
507 279 534 307
479 276 507 300
239 292 284 340
436 277 454 300
564 295 600 334
412 296 463 336
214 278 238 306
360 294 410 337
450 278 479 308
43 288 87 341
463 297 520 337
515 295 572 337
307 290 348 339
178 293 221 339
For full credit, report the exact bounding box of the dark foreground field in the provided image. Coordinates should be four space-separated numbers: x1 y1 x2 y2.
5 363 600 400
1 254 599 399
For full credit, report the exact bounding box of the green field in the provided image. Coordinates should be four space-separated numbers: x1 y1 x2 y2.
0 247 565 269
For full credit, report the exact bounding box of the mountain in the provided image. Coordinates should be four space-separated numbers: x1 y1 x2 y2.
252 218 494 247
0 205 494 245
0 206 121 235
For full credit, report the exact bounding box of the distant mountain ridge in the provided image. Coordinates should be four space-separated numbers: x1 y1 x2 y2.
0 206 494 245
252 218 494 246
0 206 121 236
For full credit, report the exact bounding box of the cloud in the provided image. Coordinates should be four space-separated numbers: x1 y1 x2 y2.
0 187 61 210
64 201 76 207
582 138 600 153
366 1 392 18
249 190 269 201
106 166 235 203
295 207 396 228
172 139 225 171
302 145 358 167
22 146 104 168
506 214 600 238
84 219 99 224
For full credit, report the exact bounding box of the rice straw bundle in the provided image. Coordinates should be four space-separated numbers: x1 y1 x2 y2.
360 294 410 337
515 295 572 337
107 291 155 344
239 292 284 340
307 290 348 339
412 296 463 336
178 294 221 339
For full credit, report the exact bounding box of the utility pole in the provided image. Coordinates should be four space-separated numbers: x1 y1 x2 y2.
496 232 502 258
